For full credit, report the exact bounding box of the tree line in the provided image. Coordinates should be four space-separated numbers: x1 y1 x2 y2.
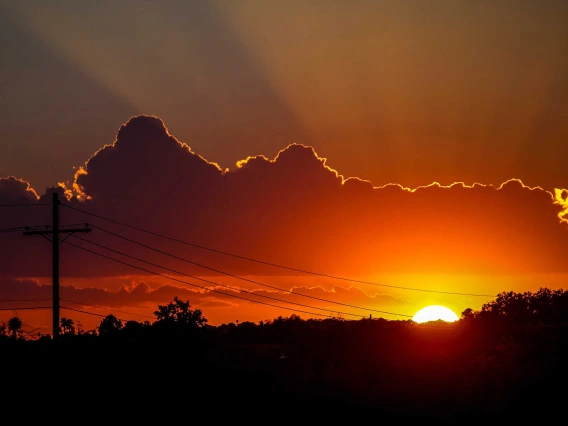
1 288 567 421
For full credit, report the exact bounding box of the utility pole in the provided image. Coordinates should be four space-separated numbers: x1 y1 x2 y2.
23 193 91 341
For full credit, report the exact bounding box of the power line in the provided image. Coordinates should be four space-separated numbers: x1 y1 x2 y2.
61 299 155 320
69 235 408 319
0 204 50 207
60 223 91 229
0 224 85 233
61 306 130 323
67 236 386 318
0 225 50 233
0 306 51 311
90 224 415 317
62 205 493 297
22 328 41 337
63 240 377 320
0 298 151 324
0 302 151 321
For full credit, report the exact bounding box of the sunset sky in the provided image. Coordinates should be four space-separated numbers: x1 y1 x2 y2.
1 1 568 333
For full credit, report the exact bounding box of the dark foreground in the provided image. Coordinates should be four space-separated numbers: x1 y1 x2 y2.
3 320 567 422
2 289 568 422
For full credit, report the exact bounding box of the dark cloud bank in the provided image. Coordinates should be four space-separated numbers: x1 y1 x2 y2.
2 115 568 286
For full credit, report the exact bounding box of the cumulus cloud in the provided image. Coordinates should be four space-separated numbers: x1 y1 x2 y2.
1 114 568 284
0 176 39 203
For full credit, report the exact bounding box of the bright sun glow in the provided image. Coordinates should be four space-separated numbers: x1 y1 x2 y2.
412 305 459 323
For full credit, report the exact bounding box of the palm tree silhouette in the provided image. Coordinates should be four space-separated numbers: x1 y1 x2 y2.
7 317 23 339
60 317 75 335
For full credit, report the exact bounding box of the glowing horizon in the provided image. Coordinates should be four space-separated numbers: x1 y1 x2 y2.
412 305 460 323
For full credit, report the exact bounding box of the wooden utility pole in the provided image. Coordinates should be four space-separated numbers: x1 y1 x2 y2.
23 193 91 340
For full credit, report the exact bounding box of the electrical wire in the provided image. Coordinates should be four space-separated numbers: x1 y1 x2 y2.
63 240 378 319
69 235 409 318
61 299 154 320
59 223 90 228
0 204 50 207
62 204 493 297
0 225 50 233
62 306 130 322
0 306 51 311
89 224 417 316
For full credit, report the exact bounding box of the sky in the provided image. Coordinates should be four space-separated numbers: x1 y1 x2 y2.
1 0 568 333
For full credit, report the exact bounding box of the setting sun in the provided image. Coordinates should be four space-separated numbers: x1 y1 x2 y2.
412 305 460 323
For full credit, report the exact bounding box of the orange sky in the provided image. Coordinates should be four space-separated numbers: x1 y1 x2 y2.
1 1 568 333
1 1 568 191
1 115 568 333
5 271 568 334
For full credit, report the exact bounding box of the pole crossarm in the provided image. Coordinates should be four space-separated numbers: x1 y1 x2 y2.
21 193 93 341
23 228 91 236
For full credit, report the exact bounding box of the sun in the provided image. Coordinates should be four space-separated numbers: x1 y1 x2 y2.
412 305 459 323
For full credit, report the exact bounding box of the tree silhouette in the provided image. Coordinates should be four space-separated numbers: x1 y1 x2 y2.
0 287 567 421
98 314 123 337
7 317 23 339
60 317 75 335
154 297 207 328
122 319 151 342
478 288 568 325
461 307 477 321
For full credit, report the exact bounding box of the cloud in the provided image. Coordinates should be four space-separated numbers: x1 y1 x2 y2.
1 114 568 283
0 277 401 319
0 176 39 203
